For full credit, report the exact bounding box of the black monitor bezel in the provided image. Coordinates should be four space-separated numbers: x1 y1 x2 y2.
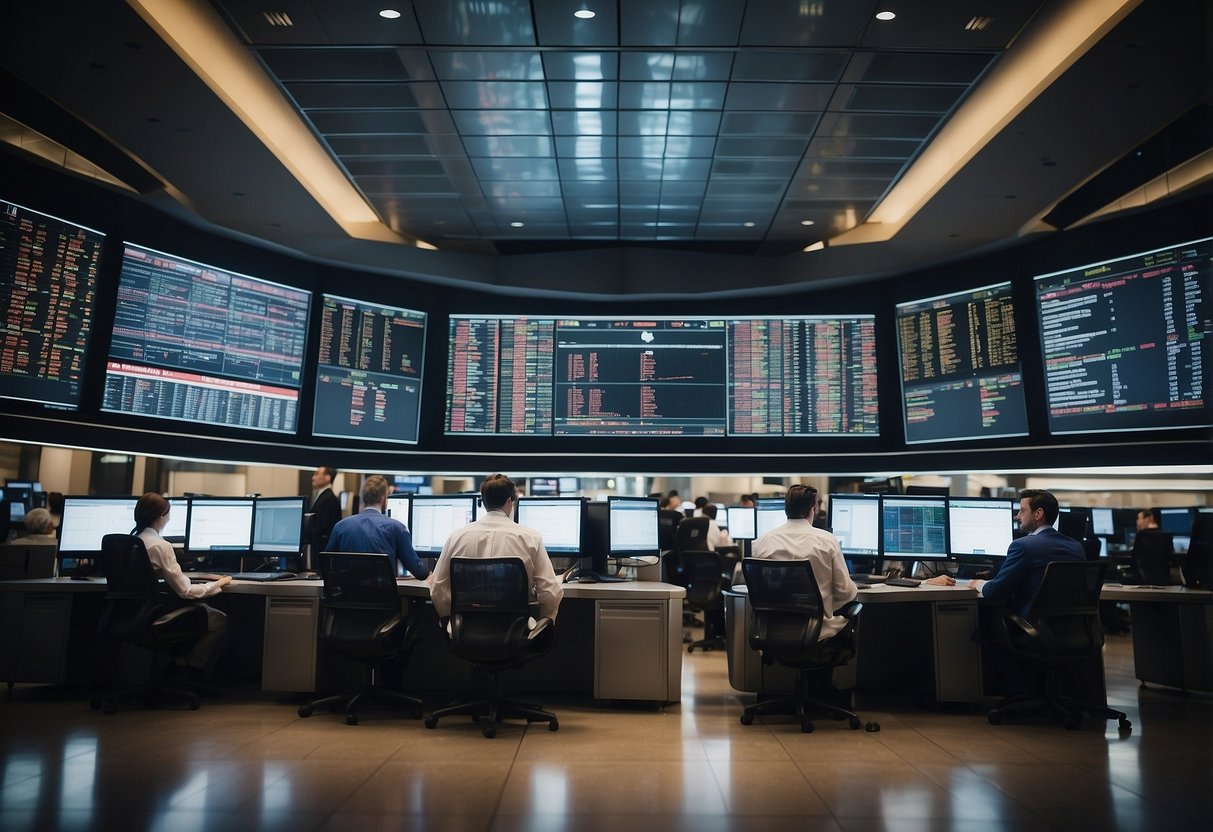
515 495 586 554
606 495 661 558
185 496 256 556
407 493 478 554
56 495 140 558
251 495 306 556
880 493 950 561
946 496 1016 559
828 492 882 557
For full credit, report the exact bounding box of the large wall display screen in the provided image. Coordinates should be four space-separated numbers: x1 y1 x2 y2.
313 294 426 444
0 199 105 408
446 315 877 437
103 243 310 433
1035 237 1210 435
896 282 1028 443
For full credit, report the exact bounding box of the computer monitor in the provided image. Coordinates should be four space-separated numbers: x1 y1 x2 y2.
516 496 584 554
756 498 785 539
727 506 757 541
186 498 255 555
1091 507 1115 536
252 496 305 554
558 477 579 495
385 494 411 525
829 494 881 557
408 494 476 554
714 505 729 529
947 497 1015 558
57 496 140 557
528 477 559 496
160 497 190 542
3 485 34 522
881 494 948 561
1159 508 1194 535
607 496 660 559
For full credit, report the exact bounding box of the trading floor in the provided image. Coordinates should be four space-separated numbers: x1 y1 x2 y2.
0 633 1209 832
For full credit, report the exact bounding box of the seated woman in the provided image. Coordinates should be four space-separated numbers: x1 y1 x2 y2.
134 493 232 680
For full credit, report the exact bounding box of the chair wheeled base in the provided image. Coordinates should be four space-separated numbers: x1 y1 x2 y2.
740 669 879 734
424 672 558 738
298 666 422 726
987 675 1131 732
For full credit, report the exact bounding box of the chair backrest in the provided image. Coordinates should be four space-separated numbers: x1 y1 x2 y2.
1022 560 1106 660
658 510 682 550
448 557 534 664
0 543 58 580
97 534 204 647
672 516 710 554
1131 530 1176 584
319 552 401 609
681 550 724 609
741 558 825 656
98 534 162 600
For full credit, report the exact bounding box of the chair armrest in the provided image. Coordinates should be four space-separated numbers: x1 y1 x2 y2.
528 616 554 640
1005 613 1040 641
836 600 863 620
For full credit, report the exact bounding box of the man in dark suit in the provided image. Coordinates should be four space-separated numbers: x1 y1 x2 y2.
970 489 1085 696
310 466 341 553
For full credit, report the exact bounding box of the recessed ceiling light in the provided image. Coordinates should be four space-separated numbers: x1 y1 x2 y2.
573 9 596 19
800 219 815 226
743 221 756 228
510 221 525 228
379 9 402 19
875 11 896 21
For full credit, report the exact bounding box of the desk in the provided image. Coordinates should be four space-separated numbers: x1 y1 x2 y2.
724 583 984 704
1102 583 1213 692
0 577 686 704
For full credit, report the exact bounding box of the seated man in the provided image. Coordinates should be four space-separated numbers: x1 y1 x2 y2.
429 474 562 625
11 507 59 545
970 488 1086 697
327 475 430 580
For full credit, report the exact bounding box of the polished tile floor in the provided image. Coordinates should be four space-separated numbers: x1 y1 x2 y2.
1 633 1210 831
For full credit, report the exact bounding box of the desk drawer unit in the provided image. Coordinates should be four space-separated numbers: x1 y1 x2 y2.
262 596 319 692
594 599 680 703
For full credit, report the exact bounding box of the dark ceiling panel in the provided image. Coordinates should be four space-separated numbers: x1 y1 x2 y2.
842 85 966 114
731 51 849 83
620 0 680 46
675 0 747 46
542 52 619 80
285 81 443 109
257 48 415 82
412 0 537 45
429 51 544 80
739 0 878 47
850 51 996 85
533 0 619 46
306 110 432 134
858 1 1044 51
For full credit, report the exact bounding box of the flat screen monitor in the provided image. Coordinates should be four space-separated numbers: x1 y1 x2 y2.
160 497 190 541
947 497 1015 558
896 282 1028 444
0 199 105 409
607 496 659 557
829 494 881 556
727 506 756 540
409 495 476 554
756 498 785 539
445 314 878 437
516 496 584 554
558 477 579 495
881 494 948 561
252 496 304 554
3 486 34 520
1091 507 1115 536
186 498 254 554
103 243 310 434
1035 237 1211 435
714 505 729 529
313 293 426 444
1159 508 1194 535
385 494 411 525
57 496 139 557
529 477 559 496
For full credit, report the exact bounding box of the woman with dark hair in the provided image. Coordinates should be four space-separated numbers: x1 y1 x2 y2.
134 492 231 679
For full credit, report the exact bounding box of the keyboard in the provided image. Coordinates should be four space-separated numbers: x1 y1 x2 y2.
851 574 887 584
886 577 922 588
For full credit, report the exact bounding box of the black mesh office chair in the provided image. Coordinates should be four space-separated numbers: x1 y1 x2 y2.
658 509 682 553
1129 530 1176 585
683 550 727 652
424 557 558 738
90 534 210 714
1183 514 1211 589
0 543 57 579
298 552 423 725
987 560 1131 731
664 515 708 584
739 558 877 734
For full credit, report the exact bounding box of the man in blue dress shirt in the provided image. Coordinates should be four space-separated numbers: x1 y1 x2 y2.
970 489 1085 696
326 475 430 580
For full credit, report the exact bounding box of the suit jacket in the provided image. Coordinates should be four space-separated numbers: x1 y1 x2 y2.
981 526 1086 616
311 487 341 550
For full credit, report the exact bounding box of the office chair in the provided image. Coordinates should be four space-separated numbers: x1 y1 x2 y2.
658 509 682 552
1129 530 1176 585
738 558 878 734
0 543 57 579
424 557 558 738
987 560 1131 731
90 534 210 714
298 552 423 725
683 550 727 652
1182 515 1211 588
667 515 711 629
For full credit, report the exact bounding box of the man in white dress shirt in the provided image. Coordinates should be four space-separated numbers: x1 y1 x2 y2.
429 474 563 624
751 484 857 642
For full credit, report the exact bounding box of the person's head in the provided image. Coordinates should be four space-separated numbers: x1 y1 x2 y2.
694 496 709 510
1136 510 1159 531
312 466 337 490
784 484 820 520
46 491 65 515
134 492 170 532
658 495 671 510
1017 489 1059 534
701 503 718 521
360 475 389 510
666 491 682 510
22 507 54 535
480 474 518 512
739 494 755 507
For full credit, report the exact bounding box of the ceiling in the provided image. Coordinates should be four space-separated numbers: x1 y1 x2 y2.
0 0 1208 296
